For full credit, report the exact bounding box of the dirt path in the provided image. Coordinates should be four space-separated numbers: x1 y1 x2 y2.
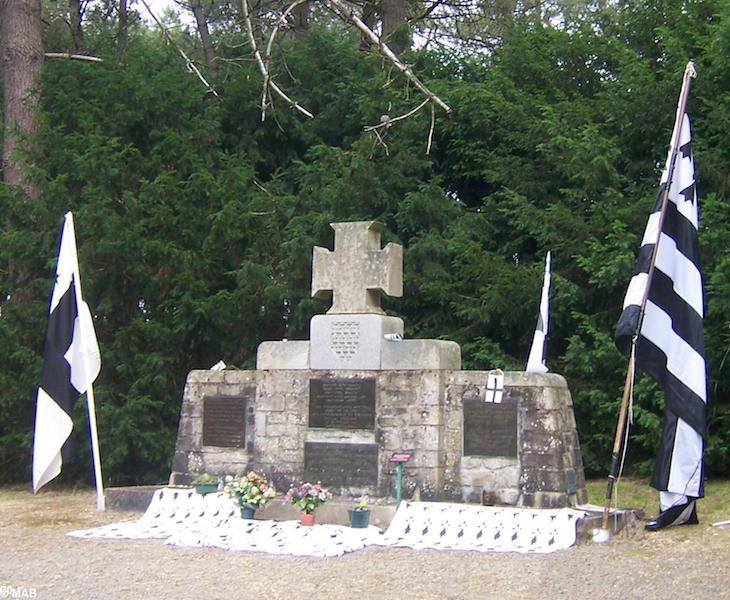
1 489 729 600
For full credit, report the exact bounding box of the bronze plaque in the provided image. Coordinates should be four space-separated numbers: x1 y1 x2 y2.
309 378 375 430
463 395 519 457
304 442 378 487
202 396 247 447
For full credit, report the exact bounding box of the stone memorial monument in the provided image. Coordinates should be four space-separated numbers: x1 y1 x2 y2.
170 221 588 508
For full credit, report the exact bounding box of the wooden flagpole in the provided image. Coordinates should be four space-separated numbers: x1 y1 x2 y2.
600 61 696 532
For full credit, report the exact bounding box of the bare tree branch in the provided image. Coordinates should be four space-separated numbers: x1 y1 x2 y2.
138 0 220 97
363 98 430 131
410 0 450 22
240 0 313 120
44 52 103 62
325 0 451 113
427 102 435 154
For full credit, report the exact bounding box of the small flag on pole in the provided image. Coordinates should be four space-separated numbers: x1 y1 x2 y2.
614 62 706 529
33 213 102 500
526 251 551 374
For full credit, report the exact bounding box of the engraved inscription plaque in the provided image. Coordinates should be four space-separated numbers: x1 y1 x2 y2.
309 378 376 429
202 396 247 448
463 394 519 457
304 442 379 487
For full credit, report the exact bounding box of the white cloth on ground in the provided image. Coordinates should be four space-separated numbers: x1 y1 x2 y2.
69 488 584 556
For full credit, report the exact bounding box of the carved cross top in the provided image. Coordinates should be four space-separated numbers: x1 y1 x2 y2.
312 221 403 314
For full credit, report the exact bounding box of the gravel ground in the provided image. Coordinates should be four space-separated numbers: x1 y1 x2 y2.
2 489 729 600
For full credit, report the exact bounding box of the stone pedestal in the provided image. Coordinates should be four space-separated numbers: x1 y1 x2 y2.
382 339 461 370
256 340 309 370
170 220 587 508
310 314 403 370
170 368 587 509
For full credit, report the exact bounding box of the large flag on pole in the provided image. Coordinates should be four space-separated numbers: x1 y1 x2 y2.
526 251 551 374
33 213 101 495
614 62 706 529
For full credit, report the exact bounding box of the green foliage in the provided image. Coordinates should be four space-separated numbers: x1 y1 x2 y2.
1 1 729 485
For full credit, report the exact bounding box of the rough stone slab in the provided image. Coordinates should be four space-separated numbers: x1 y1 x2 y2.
256 340 310 370
105 485 167 511
381 340 462 370
310 314 403 370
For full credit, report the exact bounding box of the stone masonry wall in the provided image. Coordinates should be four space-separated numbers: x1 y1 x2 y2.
171 369 587 508
444 371 588 508
170 370 257 484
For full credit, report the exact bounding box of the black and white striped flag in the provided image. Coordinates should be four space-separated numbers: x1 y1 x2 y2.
526 251 551 374
33 213 101 493
615 104 707 528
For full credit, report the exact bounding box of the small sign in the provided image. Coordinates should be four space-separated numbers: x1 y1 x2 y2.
390 452 412 463
485 369 504 403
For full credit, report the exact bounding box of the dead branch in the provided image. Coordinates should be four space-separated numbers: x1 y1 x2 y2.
363 98 430 131
44 53 103 62
325 0 451 113
427 102 435 154
240 0 313 121
138 0 219 97
265 0 310 64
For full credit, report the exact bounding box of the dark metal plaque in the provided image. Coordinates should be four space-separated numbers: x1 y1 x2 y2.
202 396 247 447
309 378 376 430
304 442 378 487
463 395 519 457
565 468 578 494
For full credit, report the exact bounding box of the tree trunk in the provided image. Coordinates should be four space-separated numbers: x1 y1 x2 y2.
359 0 377 51
0 0 43 200
190 0 217 76
117 0 128 64
381 0 410 54
69 0 85 52
290 1 310 35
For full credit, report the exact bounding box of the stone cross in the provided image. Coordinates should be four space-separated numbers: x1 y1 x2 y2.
312 221 403 314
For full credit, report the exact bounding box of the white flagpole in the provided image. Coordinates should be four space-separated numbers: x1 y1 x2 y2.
67 213 105 511
85 382 105 511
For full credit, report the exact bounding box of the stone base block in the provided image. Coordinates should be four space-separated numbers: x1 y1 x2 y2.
310 314 403 370
257 340 310 370
381 339 461 370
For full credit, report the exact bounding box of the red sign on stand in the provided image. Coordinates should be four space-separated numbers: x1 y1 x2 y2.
390 452 412 463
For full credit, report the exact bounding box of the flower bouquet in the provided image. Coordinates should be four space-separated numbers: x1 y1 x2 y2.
285 482 331 525
224 471 276 518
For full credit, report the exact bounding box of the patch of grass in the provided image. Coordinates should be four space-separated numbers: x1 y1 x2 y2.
587 477 730 524
0 485 34 502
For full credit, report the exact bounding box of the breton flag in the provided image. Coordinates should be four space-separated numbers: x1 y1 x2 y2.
33 213 102 496
614 63 707 529
526 251 551 374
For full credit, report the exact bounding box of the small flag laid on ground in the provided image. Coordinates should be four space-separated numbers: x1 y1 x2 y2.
526 251 551 374
614 62 706 530
33 213 101 494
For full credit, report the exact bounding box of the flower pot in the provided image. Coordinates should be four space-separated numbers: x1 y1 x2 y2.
300 513 316 526
193 483 218 496
348 509 370 529
240 505 256 520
